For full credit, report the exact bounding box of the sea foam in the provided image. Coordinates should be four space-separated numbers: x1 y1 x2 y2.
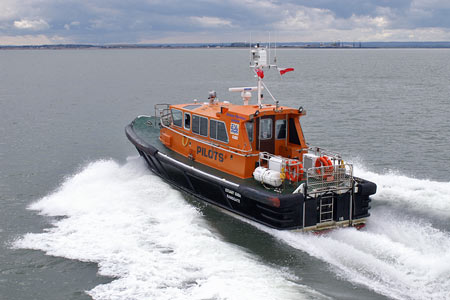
15 158 450 300
259 164 450 300
354 164 450 215
15 158 324 300
262 209 450 300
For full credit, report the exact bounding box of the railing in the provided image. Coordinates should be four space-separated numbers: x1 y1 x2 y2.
306 145 342 160
306 163 353 193
154 104 171 126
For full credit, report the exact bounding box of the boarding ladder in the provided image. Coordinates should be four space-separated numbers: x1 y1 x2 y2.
305 163 353 224
319 194 334 223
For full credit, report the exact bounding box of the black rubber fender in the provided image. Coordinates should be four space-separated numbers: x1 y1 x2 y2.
357 179 377 196
125 124 159 156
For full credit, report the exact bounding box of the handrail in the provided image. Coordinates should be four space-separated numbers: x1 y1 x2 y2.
154 104 171 125
306 145 342 160
306 164 353 193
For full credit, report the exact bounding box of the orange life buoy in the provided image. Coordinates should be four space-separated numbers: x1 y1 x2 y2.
315 157 327 174
324 156 334 173
315 156 333 178
286 160 303 182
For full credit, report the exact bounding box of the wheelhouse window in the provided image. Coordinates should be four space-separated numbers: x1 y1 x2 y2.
289 117 300 145
245 121 254 142
172 109 182 127
210 119 228 143
275 119 286 139
192 115 208 137
259 118 272 140
184 112 191 130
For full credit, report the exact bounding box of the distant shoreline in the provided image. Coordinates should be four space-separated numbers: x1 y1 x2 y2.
2 42 450 49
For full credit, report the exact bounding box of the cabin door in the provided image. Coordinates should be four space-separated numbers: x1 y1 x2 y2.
257 116 275 154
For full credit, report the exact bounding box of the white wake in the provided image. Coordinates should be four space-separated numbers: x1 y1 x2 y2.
263 210 450 300
261 164 450 300
355 164 450 215
14 158 450 300
14 158 325 300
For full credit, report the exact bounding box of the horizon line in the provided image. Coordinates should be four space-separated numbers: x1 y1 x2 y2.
2 41 450 48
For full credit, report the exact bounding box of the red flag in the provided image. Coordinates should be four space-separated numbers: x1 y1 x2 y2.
255 69 264 79
279 67 294 75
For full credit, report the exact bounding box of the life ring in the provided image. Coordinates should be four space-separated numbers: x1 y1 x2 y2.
315 157 330 175
315 156 334 180
182 136 189 147
286 160 303 182
324 156 333 173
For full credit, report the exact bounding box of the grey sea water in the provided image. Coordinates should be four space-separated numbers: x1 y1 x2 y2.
1 49 450 300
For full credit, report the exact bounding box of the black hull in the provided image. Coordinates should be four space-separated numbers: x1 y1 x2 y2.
126 124 375 231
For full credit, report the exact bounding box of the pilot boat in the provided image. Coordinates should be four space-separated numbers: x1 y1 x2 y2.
126 45 376 231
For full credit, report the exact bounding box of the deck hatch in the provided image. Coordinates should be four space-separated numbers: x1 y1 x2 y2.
183 104 202 110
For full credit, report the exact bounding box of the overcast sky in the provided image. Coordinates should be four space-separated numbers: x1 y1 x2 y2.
1 0 450 45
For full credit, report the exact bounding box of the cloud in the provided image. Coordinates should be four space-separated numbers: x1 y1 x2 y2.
64 21 80 30
13 19 50 31
274 7 335 31
273 5 390 34
89 19 119 30
190 16 233 28
1 0 450 44
0 0 20 21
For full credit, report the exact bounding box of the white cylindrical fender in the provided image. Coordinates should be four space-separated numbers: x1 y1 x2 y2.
253 166 282 187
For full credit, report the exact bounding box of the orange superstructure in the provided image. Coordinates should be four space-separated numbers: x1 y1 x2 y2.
160 100 307 179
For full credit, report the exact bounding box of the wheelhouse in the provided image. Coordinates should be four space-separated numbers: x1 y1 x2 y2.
159 101 308 179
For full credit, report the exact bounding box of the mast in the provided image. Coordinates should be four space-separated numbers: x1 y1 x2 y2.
230 40 291 106
250 43 268 107
257 71 262 106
